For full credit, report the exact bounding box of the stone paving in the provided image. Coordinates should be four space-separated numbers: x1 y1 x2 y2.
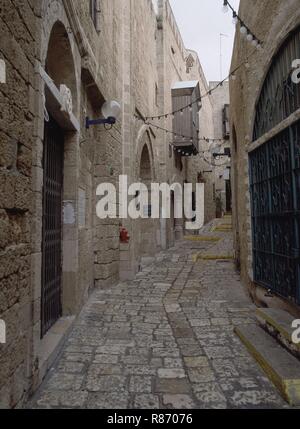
28 220 288 409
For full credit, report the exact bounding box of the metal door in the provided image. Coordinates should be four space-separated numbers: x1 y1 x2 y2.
249 121 300 304
41 116 64 337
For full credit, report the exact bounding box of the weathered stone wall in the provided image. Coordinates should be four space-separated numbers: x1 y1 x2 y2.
0 0 38 408
230 0 300 313
0 0 227 408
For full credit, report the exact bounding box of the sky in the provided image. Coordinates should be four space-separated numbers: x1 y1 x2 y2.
168 0 240 82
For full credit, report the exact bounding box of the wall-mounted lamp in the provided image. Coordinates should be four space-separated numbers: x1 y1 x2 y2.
85 100 121 129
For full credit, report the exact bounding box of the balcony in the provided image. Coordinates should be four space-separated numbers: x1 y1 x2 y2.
171 81 201 155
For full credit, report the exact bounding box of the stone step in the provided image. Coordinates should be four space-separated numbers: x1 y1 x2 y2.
235 324 300 406
256 308 300 357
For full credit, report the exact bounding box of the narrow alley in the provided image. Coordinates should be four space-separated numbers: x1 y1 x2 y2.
28 219 287 409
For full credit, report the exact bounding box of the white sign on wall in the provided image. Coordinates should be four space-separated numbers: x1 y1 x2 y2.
0 59 6 84
78 189 86 228
0 320 6 344
63 201 75 225
223 169 230 181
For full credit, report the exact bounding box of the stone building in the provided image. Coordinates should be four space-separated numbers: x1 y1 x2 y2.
209 81 231 216
230 0 300 315
0 0 225 407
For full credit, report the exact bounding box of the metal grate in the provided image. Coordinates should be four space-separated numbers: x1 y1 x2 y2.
249 121 300 304
253 26 300 140
41 116 64 338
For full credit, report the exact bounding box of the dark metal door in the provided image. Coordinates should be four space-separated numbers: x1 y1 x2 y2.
41 116 64 337
249 121 300 305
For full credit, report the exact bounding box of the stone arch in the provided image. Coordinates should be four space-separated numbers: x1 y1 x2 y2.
140 144 152 183
134 128 158 259
40 0 81 117
45 20 78 113
135 125 156 182
250 21 300 141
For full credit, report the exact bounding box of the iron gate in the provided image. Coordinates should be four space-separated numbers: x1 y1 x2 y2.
249 121 300 305
41 116 64 337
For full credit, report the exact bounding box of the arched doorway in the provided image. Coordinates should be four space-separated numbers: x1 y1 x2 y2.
41 21 78 337
139 144 156 257
249 25 300 305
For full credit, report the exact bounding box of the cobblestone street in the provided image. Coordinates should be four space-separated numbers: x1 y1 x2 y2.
28 220 287 409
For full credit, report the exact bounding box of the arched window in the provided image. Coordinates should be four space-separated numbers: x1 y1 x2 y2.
249 27 300 305
253 26 300 140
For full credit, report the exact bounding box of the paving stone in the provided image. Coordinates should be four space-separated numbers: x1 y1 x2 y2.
192 383 227 408
184 356 210 368
45 373 84 391
36 390 88 408
56 362 85 374
187 367 216 383
158 368 186 379
87 392 129 409
155 378 191 394
86 375 127 393
133 394 160 409
93 354 119 364
129 376 152 393
28 227 288 410
164 358 184 368
162 394 196 409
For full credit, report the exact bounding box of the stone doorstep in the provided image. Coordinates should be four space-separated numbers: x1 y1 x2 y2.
256 308 300 355
36 316 76 388
184 236 221 242
235 324 300 406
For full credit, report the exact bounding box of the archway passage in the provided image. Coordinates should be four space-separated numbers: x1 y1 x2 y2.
139 144 155 256
41 116 64 337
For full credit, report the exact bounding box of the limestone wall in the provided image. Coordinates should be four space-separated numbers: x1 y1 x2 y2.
0 0 38 408
230 0 300 311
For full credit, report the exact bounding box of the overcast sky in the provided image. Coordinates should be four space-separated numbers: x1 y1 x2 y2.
169 0 240 82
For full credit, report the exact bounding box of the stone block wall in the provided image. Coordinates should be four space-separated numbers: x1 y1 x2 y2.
0 0 38 408
230 0 300 311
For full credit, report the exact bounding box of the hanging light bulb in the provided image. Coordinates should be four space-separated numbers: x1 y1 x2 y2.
189 105 193 112
222 0 229 13
240 24 247 35
252 38 258 47
246 32 253 42
231 74 237 81
180 110 184 116
245 61 250 69
232 12 238 25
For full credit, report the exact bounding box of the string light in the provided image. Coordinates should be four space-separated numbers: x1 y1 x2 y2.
142 50 257 122
135 3 263 125
222 0 229 14
134 115 227 147
223 1 263 49
232 12 238 25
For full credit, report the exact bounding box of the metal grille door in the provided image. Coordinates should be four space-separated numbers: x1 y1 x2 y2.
41 117 64 337
249 121 300 304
